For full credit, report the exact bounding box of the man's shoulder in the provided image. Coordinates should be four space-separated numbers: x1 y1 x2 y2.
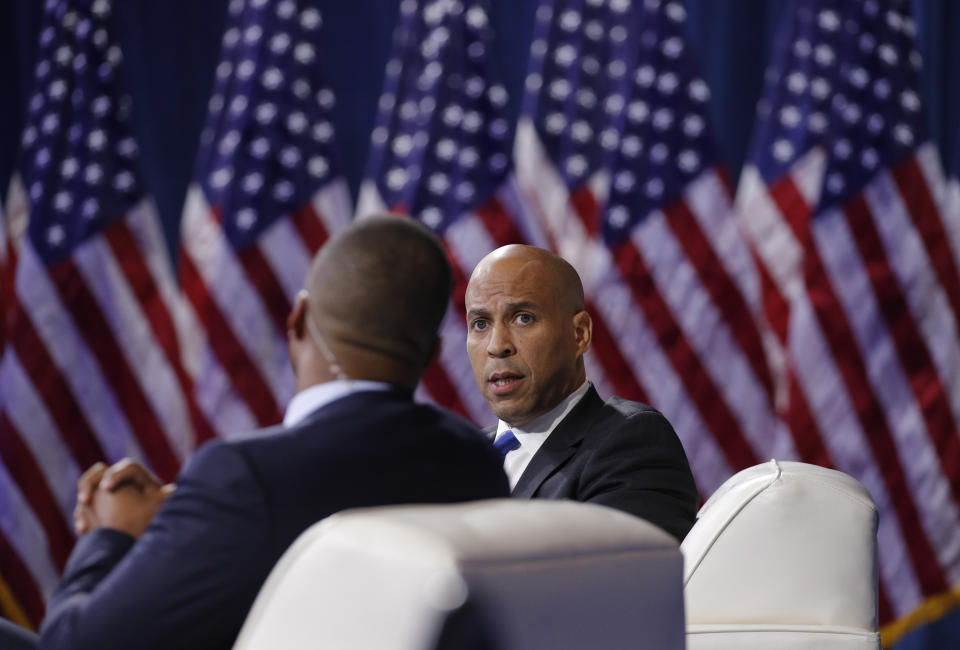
570 392 677 445
206 392 486 458
601 395 662 420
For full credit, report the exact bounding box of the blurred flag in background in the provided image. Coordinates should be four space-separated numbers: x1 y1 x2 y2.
178 0 352 437
735 0 960 638
358 0 517 423
0 0 203 627
512 0 793 497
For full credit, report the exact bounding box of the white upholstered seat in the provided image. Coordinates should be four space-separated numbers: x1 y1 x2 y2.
681 460 881 649
233 499 685 650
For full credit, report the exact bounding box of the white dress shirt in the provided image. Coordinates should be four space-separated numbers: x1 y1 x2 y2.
493 381 591 490
283 379 393 427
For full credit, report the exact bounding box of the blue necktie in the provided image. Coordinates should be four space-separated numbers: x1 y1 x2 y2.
493 430 520 457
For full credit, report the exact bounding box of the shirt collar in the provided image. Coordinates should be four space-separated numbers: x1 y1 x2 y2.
283 379 393 427
496 380 591 439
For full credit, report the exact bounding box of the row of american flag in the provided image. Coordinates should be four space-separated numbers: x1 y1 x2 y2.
1 0 958 644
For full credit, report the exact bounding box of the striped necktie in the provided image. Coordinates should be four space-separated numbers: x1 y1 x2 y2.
493 430 520 457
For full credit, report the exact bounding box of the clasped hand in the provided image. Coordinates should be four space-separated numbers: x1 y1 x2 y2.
73 458 176 538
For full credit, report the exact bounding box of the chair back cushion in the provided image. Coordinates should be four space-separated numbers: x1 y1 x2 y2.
681 460 879 631
234 499 685 650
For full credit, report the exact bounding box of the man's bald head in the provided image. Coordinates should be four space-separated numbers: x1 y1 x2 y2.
305 216 451 372
468 244 585 315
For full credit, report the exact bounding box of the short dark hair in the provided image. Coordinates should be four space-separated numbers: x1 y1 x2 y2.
308 216 452 366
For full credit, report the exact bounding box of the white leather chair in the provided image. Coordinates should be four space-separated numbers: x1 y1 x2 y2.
233 499 685 650
681 460 880 649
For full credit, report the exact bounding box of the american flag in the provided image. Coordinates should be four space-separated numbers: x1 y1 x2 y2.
357 0 517 423
361 0 791 498
735 0 960 639
0 0 204 626
512 0 795 498
178 0 352 436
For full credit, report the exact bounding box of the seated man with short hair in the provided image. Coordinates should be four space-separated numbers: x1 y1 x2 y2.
40 217 509 650
465 244 698 541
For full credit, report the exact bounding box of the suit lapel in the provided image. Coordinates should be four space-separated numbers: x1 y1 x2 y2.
512 386 605 498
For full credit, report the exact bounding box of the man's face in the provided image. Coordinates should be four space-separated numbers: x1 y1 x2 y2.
465 254 588 427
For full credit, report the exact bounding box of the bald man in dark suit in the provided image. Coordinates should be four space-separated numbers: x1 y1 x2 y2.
465 244 698 541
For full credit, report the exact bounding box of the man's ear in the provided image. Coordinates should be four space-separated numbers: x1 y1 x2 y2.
572 310 593 356
288 290 308 341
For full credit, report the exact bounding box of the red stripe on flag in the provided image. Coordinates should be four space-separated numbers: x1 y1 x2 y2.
664 198 776 400
878 583 893 631
715 166 736 197
585 297 649 404
769 174 813 243
421 360 470 418
47 259 180 482
179 254 284 427
0 414 72 570
569 186 601 237
104 224 217 446
237 243 292 335
0 241 16 352
613 240 760 471
753 248 791 344
0 530 44 629
844 194 960 500
8 300 105 468
770 176 949 596
473 195 527 246
291 202 331 254
785 368 833 467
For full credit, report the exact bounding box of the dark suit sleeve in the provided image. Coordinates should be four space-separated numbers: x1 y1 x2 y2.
40 442 271 650
578 410 699 541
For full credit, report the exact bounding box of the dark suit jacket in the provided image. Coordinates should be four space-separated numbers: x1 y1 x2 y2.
505 386 698 541
40 389 509 650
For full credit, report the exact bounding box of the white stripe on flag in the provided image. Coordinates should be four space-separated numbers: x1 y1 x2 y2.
513 118 580 249
258 217 313 301
1 351 80 520
495 177 553 249
445 212 497 276
16 242 146 463
916 144 960 269
313 177 354 233
355 180 388 219
0 460 60 602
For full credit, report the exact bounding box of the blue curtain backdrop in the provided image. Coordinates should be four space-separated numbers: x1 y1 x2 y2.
2 1 959 647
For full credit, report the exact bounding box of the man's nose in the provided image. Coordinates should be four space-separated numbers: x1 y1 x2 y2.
486 323 515 358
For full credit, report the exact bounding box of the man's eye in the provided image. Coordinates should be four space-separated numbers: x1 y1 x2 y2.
471 319 488 331
515 313 533 325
